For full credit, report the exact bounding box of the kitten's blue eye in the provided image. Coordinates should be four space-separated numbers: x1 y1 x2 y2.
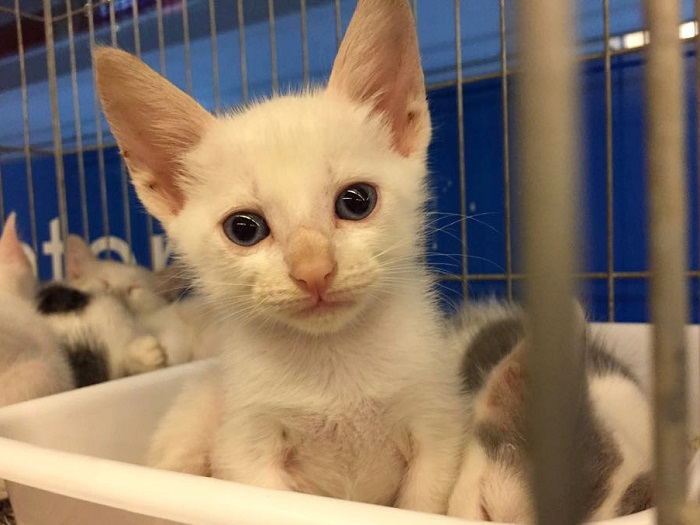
223 212 270 246
335 183 377 221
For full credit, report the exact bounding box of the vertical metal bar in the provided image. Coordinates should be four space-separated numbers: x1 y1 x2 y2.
127 0 144 262
108 0 117 45
694 0 700 450
237 0 249 104
120 160 132 263
14 0 38 256
43 0 69 255
644 0 689 523
516 0 582 523
268 0 279 95
603 0 615 321
0 159 5 229
181 0 192 95
152 0 169 269
104 0 133 263
87 1 111 258
209 0 221 110
300 0 309 88
454 0 468 299
334 0 341 49
499 0 512 301
107 0 131 259
66 0 89 239
131 0 141 56
156 0 167 76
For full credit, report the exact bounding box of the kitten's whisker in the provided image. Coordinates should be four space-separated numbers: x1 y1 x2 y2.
425 212 503 237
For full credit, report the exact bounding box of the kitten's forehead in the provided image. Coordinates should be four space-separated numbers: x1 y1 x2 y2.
188 93 398 218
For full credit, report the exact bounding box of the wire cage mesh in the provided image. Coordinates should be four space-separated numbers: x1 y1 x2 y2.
1 0 700 323
0 0 699 523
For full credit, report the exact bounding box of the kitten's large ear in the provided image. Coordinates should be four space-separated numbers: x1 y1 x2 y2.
65 235 96 280
0 213 30 269
93 48 216 223
327 0 430 158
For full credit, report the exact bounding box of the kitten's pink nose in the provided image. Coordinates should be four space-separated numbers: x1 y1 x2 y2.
290 258 336 299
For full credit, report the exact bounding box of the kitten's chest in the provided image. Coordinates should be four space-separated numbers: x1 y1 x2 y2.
279 401 409 503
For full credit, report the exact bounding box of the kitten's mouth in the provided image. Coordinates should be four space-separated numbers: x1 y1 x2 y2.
296 295 354 317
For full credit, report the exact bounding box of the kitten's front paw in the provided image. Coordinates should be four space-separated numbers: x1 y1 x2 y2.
126 335 168 374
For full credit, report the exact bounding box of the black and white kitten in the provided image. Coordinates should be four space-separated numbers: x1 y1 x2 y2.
37 282 168 386
447 301 653 522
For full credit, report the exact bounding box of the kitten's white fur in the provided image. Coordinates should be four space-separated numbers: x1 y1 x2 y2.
64 235 215 365
0 214 74 499
0 214 73 407
42 292 168 378
95 0 465 513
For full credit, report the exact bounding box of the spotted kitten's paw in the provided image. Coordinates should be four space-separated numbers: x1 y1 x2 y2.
126 335 168 374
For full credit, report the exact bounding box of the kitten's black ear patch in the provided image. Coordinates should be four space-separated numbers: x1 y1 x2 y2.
37 284 91 315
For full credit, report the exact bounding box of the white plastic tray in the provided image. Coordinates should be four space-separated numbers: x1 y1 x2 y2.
0 323 696 525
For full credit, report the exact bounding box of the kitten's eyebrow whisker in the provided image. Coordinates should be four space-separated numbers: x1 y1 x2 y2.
424 252 506 273
426 210 499 218
426 215 503 238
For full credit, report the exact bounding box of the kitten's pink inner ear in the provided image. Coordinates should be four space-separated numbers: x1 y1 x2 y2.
65 235 95 280
327 0 430 157
0 213 30 268
93 48 215 221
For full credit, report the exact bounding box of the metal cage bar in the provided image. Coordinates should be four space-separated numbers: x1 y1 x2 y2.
65 0 89 239
334 0 341 49
603 0 616 321
237 0 249 104
454 0 468 299
142 0 160 269
499 0 512 302
300 0 309 89
0 5 43 22
156 0 167 75
120 159 133 263
268 0 279 95
86 0 111 258
182 0 193 95
644 1 690 523
50 0 111 22
131 0 141 56
42 0 69 260
0 158 5 228
14 0 38 256
516 0 583 524
209 0 221 110
694 0 700 456
107 0 117 45
106 0 134 259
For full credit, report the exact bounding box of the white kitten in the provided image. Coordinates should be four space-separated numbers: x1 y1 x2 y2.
447 301 653 522
95 0 466 513
0 213 74 407
0 213 71 501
